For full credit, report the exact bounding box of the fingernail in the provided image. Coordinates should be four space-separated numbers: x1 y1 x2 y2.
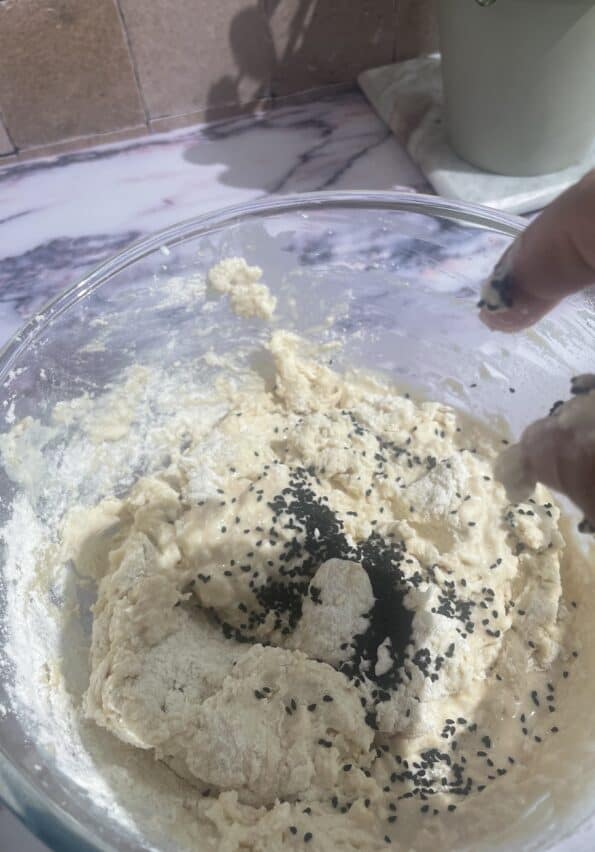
570 374 595 396
578 517 595 535
477 243 517 314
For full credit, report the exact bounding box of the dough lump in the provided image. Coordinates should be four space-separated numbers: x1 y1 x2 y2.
66 328 573 850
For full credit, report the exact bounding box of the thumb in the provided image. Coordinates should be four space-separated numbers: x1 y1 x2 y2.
497 391 595 526
479 170 595 332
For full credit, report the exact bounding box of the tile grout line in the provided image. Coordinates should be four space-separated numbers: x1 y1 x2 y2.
113 0 151 128
0 105 17 155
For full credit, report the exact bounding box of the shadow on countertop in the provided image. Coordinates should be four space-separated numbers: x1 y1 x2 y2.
182 1 403 193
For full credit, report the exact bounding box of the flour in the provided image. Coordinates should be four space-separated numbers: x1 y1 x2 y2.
404 453 469 518
287 559 374 667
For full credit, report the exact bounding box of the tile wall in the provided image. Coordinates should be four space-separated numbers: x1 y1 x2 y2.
0 0 437 160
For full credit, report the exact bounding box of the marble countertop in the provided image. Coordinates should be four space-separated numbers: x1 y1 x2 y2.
0 89 427 852
0 90 427 348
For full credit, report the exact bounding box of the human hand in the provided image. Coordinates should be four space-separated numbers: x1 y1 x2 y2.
480 170 595 527
479 169 595 331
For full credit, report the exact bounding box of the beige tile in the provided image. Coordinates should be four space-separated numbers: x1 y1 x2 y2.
394 0 438 61
0 0 146 149
148 80 351 132
0 112 14 156
119 0 274 120
264 0 396 97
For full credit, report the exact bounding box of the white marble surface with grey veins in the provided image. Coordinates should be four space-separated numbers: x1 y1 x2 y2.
0 91 429 351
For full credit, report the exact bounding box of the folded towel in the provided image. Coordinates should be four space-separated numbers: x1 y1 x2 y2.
358 56 595 215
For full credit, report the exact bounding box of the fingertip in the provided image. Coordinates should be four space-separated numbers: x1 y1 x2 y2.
479 308 529 333
478 302 545 332
520 417 565 493
478 290 554 332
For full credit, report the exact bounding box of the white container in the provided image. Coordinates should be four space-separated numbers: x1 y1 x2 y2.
438 0 595 176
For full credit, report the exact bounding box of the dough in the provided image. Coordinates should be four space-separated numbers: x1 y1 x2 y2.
66 327 575 850
208 257 277 319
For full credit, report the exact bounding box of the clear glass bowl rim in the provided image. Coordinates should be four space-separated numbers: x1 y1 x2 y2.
0 191 524 382
0 190 526 851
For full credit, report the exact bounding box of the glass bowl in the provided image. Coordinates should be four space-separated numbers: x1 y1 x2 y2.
0 192 593 852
